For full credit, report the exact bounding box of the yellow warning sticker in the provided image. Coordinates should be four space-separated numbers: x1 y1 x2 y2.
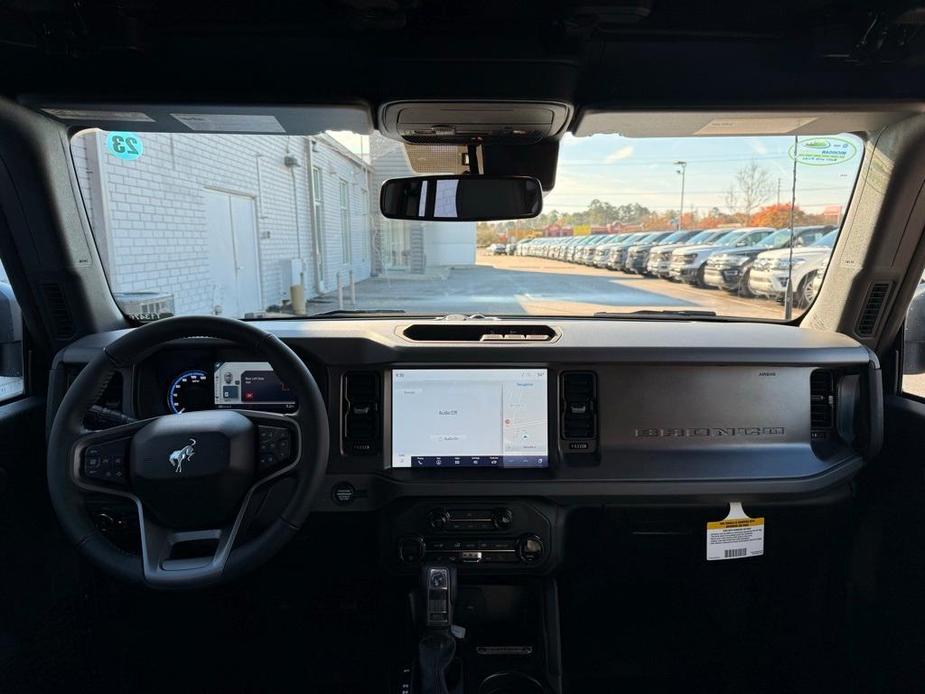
706 502 764 561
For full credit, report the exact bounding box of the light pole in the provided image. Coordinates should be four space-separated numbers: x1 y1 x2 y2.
674 161 687 230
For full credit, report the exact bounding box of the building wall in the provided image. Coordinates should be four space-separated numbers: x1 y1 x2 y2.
71 132 372 315
368 133 476 274
424 222 477 265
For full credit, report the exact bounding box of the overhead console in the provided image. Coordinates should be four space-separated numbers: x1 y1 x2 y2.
377 100 572 145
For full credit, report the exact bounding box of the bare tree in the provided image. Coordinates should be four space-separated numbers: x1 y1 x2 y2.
724 185 739 216
733 160 774 224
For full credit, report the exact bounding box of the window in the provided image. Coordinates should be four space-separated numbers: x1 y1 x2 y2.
68 126 862 321
311 166 326 281
361 187 370 261
0 257 23 403
340 179 352 263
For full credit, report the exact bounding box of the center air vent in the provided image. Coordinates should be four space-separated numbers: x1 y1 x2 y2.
402 324 555 342
561 372 598 446
342 372 381 456
810 369 836 436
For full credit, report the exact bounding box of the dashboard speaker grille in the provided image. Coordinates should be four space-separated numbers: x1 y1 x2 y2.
343 371 380 455
810 369 835 431
856 281 892 337
561 371 597 440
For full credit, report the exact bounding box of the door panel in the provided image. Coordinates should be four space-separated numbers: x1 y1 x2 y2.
229 195 261 316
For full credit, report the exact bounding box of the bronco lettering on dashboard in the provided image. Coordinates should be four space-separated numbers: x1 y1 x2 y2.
633 427 786 438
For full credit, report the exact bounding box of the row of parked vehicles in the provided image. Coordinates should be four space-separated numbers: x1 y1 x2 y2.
515 224 837 306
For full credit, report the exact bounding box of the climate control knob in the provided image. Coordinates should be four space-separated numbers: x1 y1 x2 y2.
517 534 545 564
428 508 450 531
491 507 513 530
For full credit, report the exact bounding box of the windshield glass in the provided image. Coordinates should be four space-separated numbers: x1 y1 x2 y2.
70 129 861 321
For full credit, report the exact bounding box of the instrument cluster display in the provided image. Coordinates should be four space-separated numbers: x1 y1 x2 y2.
166 361 295 414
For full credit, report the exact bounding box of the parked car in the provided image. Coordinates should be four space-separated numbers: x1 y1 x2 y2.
668 227 775 286
505 243 517 255
625 229 700 274
801 255 830 308
490 243 507 255
646 229 730 278
703 226 834 296
566 236 597 263
576 235 613 265
607 232 664 271
593 233 645 268
748 230 838 300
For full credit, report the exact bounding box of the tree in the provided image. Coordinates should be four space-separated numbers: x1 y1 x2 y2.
751 203 828 228
731 160 774 223
724 185 739 216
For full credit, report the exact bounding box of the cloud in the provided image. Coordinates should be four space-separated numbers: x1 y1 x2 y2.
604 145 634 163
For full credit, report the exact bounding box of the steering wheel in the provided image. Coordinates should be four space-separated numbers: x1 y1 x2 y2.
47 316 329 589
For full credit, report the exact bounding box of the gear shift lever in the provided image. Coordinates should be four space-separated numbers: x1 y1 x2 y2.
417 564 460 694
423 564 456 630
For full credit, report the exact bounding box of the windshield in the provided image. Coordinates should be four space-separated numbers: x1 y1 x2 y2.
70 129 861 321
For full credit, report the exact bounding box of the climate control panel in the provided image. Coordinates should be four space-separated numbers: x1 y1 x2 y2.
385 501 558 574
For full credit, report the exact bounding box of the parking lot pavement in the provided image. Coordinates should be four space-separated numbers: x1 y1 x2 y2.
476 251 795 319
308 250 797 319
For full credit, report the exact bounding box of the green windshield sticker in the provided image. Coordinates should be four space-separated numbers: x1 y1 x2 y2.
106 132 144 160
788 137 857 166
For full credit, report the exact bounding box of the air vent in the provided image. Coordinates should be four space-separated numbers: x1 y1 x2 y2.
41 282 75 339
810 369 835 434
856 281 892 337
402 324 555 342
342 371 380 456
561 371 597 441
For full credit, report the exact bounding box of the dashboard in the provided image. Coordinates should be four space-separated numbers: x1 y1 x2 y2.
50 318 881 516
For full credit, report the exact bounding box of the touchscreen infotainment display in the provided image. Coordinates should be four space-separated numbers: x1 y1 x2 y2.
391 369 548 469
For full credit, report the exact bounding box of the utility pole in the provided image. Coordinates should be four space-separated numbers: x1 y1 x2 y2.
777 178 781 205
674 161 687 230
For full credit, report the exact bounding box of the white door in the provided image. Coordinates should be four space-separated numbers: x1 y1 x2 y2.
204 190 261 317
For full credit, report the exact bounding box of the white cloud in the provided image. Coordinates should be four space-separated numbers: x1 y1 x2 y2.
604 145 634 163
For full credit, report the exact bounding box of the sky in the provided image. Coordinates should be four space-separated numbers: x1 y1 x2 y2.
546 133 862 215
330 131 863 216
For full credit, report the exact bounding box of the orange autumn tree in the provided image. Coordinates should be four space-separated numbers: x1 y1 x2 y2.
751 203 827 228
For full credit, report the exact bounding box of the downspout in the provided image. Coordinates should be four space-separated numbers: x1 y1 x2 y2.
305 138 324 295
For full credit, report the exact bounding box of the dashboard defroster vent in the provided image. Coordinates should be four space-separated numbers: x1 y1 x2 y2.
856 281 892 337
403 324 555 342
342 371 381 456
810 369 835 435
561 371 598 443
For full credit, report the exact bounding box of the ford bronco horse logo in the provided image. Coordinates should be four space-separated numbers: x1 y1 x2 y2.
169 438 196 473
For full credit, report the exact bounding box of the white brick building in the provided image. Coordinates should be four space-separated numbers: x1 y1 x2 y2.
72 131 374 316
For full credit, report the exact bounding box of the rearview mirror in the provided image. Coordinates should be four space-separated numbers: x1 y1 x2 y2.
380 175 542 222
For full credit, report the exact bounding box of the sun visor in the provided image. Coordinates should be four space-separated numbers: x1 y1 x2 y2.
18 100 373 135
574 107 924 137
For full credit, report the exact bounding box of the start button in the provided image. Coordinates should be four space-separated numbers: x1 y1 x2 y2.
331 481 356 505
